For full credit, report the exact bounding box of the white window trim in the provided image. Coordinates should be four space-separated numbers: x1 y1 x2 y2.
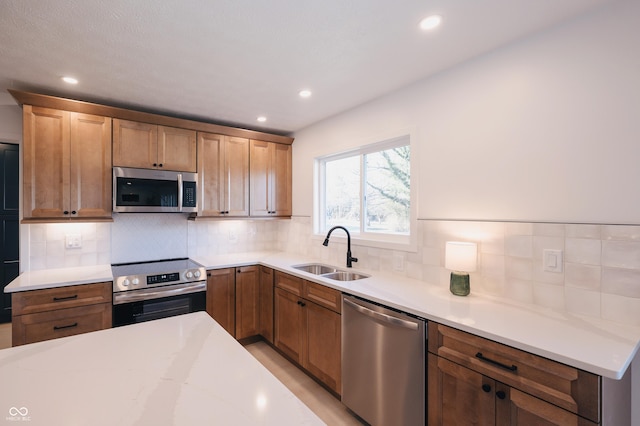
313 129 418 253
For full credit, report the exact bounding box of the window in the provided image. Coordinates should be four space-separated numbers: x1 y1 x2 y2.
316 135 413 247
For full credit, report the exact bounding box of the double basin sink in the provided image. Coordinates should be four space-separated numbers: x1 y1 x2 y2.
292 263 370 281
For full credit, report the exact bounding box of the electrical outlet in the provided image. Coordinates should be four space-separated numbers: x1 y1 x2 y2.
65 234 82 249
393 254 405 272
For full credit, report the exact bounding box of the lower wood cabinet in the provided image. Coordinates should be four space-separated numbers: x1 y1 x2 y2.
11 281 112 346
206 268 236 336
206 265 261 340
258 266 275 344
274 271 341 395
428 322 601 425
235 265 260 340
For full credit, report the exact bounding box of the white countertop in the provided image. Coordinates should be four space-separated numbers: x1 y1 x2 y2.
195 252 640 380
5 251 640 380
0 312 324 426
4 264 113 293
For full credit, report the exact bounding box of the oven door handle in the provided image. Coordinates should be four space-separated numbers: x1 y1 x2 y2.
113 281 206 305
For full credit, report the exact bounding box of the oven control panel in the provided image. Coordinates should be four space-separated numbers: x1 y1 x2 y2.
147 272 180 285
111 259 207 293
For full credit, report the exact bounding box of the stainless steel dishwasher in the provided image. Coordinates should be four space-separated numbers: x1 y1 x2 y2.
342 294 426 426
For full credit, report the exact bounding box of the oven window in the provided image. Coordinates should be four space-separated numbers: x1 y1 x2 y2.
113 291 206 327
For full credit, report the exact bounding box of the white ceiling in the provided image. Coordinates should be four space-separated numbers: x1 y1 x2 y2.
0 0 619 135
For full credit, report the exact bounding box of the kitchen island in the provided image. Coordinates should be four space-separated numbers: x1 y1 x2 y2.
0 312 324 426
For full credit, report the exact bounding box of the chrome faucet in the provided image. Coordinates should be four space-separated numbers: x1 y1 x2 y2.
322 226 358 268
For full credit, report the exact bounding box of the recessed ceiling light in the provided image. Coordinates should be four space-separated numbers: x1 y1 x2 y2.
299 90 312 98
62 76 78 84
257 116 267 123
419 15 442 31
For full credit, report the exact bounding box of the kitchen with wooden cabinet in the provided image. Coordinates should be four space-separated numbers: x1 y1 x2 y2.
3 2 640 424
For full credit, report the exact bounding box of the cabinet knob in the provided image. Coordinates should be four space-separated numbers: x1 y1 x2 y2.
496 390 506 400
71 211 77 215
482 384 491 393
63 211 69 215
153 163 157 167
159 163 163 167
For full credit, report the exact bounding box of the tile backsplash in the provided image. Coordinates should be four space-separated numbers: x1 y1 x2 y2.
25 216 640 325
278 217 640 325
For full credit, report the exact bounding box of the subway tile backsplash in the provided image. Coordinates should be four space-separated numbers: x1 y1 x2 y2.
25 217 640 325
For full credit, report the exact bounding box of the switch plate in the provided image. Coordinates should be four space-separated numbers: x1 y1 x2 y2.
543 249 563 273
393 254 404 272
65 234 82 249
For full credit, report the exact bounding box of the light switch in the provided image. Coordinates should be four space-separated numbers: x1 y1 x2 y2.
543 249 563 273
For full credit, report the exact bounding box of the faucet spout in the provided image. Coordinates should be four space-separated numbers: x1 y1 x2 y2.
322 226 358 268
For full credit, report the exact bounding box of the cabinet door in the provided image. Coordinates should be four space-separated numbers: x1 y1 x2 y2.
235 265 259 340
305 301 341 394
258 266 274 343
274 287 304 364
206 268 235 336
157 125 196 172
225 136 249 216
496 387 597 426
428 354 495 426
197 133 249 217
197 132 225 216
69 113 112 218
271 142 292 216
23 105 70 218
249 139 271 216
112 119 158 169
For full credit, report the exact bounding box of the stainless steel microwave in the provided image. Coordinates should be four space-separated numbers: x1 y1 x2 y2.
113 167 197 213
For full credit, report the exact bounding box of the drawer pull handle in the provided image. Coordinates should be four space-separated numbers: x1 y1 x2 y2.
53 295 78 302
476 352 518 372
53 322 78 331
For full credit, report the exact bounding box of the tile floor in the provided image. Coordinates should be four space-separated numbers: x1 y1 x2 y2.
0 323 362 425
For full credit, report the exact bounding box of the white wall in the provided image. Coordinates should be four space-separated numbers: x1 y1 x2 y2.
292 1 640 225
0 105 21 143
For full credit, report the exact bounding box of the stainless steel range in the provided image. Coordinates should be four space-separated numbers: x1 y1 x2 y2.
111 258 207 327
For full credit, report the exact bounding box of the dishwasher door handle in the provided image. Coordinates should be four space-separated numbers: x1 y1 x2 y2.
344 298 418 330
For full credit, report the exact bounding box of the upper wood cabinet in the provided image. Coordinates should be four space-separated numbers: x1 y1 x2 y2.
249 140 292 217
197 133 249 217
23 105 112 221
113 119 196 172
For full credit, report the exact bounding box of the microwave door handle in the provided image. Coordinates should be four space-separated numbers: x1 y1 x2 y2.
177 173 183 212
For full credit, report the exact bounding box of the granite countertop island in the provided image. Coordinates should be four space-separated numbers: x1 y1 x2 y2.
0 312 324 426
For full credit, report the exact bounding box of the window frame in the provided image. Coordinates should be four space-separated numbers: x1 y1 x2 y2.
314 132 417 252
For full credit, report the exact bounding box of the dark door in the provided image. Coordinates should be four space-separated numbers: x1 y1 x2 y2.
0 143 19 323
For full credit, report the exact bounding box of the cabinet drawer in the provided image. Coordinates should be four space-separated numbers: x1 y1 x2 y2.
12 303 112 346
304 280 341 313
12 282 112 315
275 271 303 296
428 323 600 423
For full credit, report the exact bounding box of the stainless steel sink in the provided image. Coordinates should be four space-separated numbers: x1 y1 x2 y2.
292 263 369 281
292 263 339 275
321 271 370 281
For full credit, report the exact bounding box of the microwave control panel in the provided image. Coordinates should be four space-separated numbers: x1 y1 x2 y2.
183 181 197 207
